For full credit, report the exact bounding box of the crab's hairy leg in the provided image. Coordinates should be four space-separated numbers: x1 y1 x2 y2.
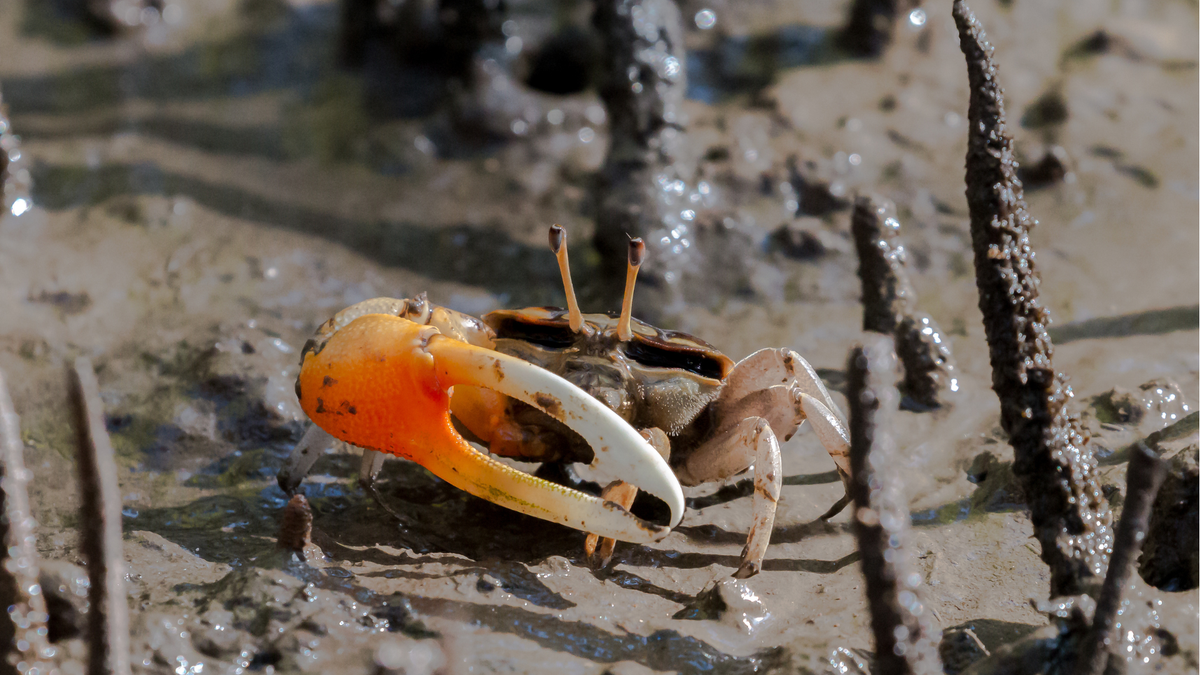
795 390 854 520
278 425 338 494
735 419 782 579
297 314 683 542
675 418 762 488
716 347 852 517
585 428 671 569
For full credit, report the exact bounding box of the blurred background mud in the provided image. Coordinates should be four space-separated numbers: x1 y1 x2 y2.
0 0 1195 672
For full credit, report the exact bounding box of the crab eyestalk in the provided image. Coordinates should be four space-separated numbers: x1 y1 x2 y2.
549 225 585 333
297 313 684 542
617 237 645 341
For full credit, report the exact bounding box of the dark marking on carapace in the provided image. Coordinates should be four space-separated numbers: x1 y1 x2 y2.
315 398 326 414
339 401 357 415
323 376 338 388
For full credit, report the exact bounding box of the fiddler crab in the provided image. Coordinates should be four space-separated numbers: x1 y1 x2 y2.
279 226 852 577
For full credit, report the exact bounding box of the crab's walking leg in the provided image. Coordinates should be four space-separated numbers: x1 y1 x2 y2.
584 481 638 567
278 426 401 516
278 425 339 494
674 417 783 578
720 348 853 518
585 428 671 569
359 448 387 488
297 314 684 542
735 419 782 578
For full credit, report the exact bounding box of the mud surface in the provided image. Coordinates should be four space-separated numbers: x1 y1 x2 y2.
0 0 1197 673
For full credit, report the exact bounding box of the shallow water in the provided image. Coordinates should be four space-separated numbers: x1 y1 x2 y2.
0 0 1197 673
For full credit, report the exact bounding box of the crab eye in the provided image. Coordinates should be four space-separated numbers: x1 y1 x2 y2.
491 317 577 349
625 338 726 380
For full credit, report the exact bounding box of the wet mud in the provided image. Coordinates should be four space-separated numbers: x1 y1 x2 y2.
0 0 1196 673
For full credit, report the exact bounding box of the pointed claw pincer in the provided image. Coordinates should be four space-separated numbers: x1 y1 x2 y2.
296 313 684 543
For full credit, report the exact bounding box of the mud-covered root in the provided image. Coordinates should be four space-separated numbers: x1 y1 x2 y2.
850 194 958 409
1076 443 1168 675
846 337 942 675
70 357 133 675
953 0 1112 599
0 369 54 673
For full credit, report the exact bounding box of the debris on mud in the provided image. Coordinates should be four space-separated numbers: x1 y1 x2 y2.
277 493 316 557
838 0 918 58
1017 146 1072 191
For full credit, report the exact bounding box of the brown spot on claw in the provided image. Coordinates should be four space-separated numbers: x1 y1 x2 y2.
535 393 563 419
493 359 505 382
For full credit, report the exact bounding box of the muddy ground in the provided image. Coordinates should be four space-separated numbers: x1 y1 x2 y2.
0 0 1197 673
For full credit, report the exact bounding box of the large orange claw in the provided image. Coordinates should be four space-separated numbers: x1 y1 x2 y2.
296 313 684 543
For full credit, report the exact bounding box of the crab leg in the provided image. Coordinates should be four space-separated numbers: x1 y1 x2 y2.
585 427 671 568
296 313 684 543
278 424 339 494
798 392 851 480
674 416 783 578
736 419 782 579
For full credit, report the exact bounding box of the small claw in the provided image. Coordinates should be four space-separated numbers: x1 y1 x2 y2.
297 313 684 543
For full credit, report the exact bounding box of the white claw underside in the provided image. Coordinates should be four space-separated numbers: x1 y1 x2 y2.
432 338 685 538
